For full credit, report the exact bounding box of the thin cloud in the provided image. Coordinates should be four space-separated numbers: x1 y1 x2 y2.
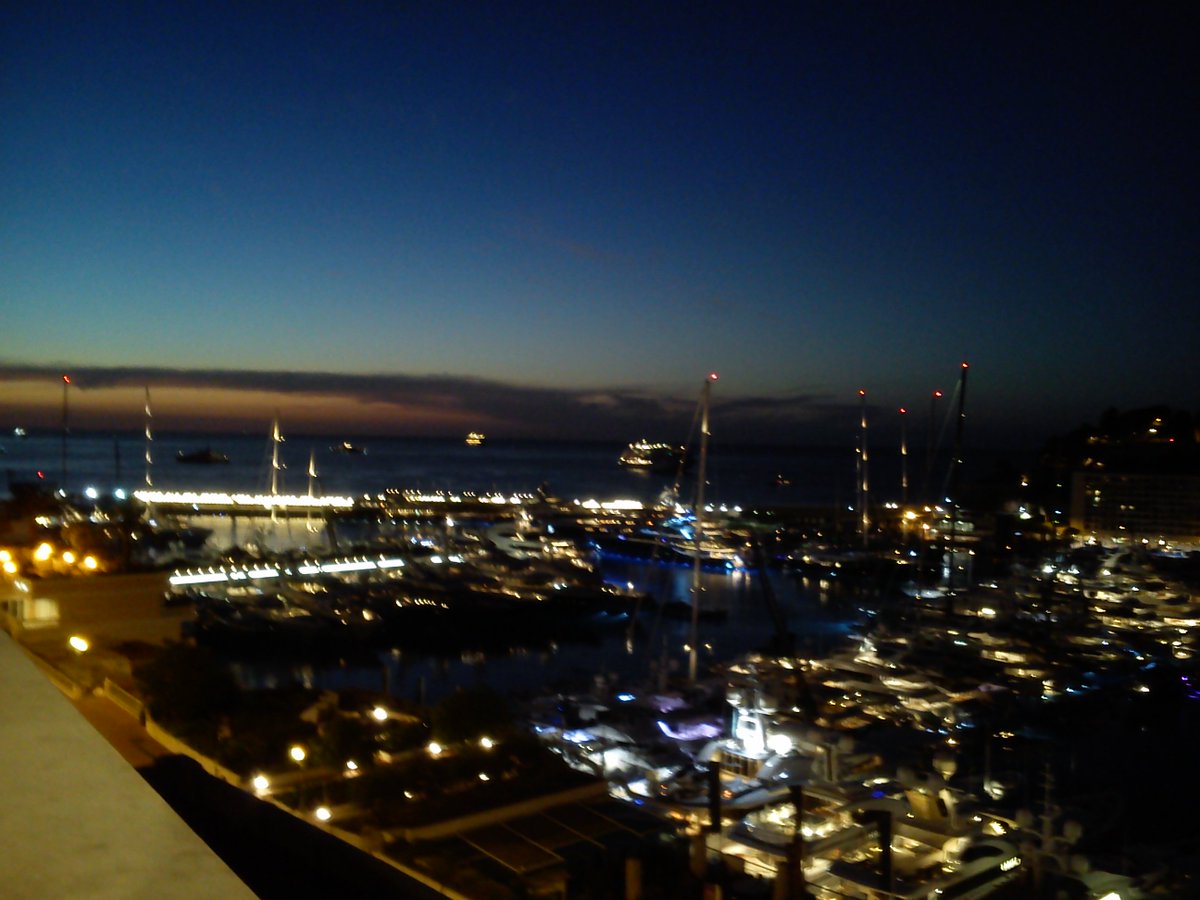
0 364 844 443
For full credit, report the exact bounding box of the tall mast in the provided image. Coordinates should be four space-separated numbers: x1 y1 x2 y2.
143 386 154 522
61 373 71 490
688 372 718 683
270 415 283 524
949 363 969 504
858 389 869 548
899 406 909 508
144 387 153 490
306 447 318 533
947 362 969 587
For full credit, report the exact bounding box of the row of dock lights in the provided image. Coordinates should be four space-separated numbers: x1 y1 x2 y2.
168 554 407 587
133 489 355 510
389 489 539 505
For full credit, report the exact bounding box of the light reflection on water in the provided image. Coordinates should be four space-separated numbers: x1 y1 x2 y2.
229 559 861 705
2 430 909 511
5 430 886 698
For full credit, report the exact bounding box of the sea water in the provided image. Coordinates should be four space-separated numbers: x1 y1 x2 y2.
0 428 976 699
4 427 924 510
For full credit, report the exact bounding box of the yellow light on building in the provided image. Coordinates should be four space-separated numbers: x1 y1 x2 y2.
34 543 53 562
69 635 90 653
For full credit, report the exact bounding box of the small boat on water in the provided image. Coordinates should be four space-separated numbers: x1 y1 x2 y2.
465 431 486 446
176 447 230 465
618 440 687 473
331 441 366 454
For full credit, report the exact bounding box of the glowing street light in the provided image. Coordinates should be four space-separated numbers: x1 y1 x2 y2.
371 705 388 722
289 745 307 763
251 774 270 793
68 635 90 653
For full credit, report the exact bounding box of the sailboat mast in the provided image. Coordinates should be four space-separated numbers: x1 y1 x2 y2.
858 389 869 548
899 405 909 543
270 415 283 524
61 374 71 489
144 387 153 489
947 362 969 587
949 363 968 503
688 372 717 683
306 448 317 533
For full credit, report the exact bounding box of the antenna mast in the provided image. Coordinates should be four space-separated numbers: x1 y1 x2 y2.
688 372 718 683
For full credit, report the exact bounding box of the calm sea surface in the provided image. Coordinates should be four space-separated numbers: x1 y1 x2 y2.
2 428 1009 700
2 427 989 510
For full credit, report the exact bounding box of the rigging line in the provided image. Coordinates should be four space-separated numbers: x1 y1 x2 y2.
668 387 706 506
934 379 963 501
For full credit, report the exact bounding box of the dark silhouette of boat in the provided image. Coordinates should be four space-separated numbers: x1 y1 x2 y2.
176 448 230 465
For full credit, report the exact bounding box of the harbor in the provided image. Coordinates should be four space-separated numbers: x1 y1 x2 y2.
6 3 1196 896
4 415 1200 898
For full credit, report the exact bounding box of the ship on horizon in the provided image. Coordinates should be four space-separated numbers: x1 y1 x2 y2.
618 439 687 474
176 447 230 465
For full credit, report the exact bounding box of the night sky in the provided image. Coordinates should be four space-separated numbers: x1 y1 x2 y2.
2 2 1195 447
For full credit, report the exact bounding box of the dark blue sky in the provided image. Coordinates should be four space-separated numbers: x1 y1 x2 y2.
2 2 1195 446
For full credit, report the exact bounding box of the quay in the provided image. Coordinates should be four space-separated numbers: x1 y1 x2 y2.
4 469 1196 897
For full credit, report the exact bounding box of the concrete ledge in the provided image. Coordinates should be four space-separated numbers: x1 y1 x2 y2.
0 631 255 899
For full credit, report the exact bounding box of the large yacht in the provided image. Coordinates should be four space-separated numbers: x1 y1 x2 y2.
618 439 687 473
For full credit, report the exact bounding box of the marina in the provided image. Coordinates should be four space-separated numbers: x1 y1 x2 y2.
3 419 1199 898
5 3 1195 896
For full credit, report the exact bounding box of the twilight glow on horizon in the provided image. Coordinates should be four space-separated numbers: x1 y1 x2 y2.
2 3 1195 446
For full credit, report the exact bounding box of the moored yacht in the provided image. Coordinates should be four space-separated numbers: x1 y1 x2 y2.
618 439 687 473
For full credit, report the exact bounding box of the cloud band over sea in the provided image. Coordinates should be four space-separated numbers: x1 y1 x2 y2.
0 364 849 444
